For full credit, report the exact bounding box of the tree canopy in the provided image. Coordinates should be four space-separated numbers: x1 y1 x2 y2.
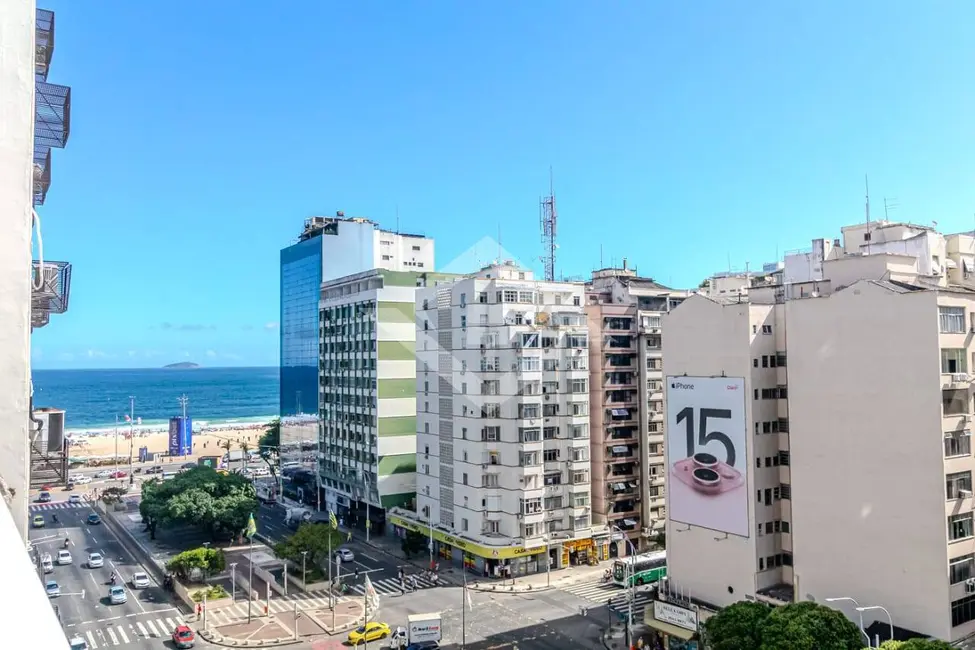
874 640 953 650
704 601 863 650
273 522 341 568
139 466 257 540
166 546 226 582
259 419 280 481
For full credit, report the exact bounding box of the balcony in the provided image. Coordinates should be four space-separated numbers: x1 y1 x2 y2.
604 335 636 351
35 8 55 83
31 260 71 329
35 81 71 149
33 146 51 206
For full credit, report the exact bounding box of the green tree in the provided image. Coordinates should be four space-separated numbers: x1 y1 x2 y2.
240 441 250 470
880 640 952 650
258 419 280 482
401 530 428 559
100 486 128 505
759 601 863 650
272 522 342 567
165 547 226 582
139 466 258 540
703 601 771 650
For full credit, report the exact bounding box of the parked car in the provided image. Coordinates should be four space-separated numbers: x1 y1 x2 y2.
73 475 92 485
45 581 60 598
88 552 103 569
131 572 151 589
144 466 162 474
94 470 112 478
109 471 127 479
41 554 53 573
57 550 72 565
109 586 127 604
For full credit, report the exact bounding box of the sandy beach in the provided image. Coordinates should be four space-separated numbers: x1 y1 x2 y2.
66 424 267 464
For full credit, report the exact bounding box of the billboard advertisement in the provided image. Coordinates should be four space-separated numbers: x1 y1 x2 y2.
168 416 193 456
665 376 749 537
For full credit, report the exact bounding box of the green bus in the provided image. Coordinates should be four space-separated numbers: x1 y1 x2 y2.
612 551 667 587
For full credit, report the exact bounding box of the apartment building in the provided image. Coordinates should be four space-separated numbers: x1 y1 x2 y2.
319 268 456 533
3 2 75 646
396 262 603 578
585 263 690 553
663 220 975 644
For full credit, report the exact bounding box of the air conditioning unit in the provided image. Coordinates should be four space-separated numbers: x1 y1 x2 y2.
953 374 970 383
966 578 975 594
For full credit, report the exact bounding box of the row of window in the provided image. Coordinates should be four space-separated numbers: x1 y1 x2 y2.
752 353 788 368
757 484 792 505
755 452 790 468
758 552 793 571
754 419 790 434
757 519 791 536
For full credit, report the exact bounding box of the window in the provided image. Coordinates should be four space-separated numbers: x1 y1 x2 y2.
571 470 589 484
520 451 539 467
520 498 542 514
503 290 518 302
544 496 563 509
478 291 488 303
947 471 973 499
519 403 540 419
482 426 500 441
946 430 972 458
521 333 539 348
483 474 499 487
944 389 971 416
518 357 540 372
544 472 562 485
761 325 772 334
519 427 541 442
482 403 501 418
543 426 558 440
942 348 968 374
950 513 975 541
951 554 975 584
518 291 535 303
570 379 588 393
543 449 559 462
941 306 966 333
567 335 588 348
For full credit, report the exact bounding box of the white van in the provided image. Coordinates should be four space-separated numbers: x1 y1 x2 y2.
41 553 53 573
161 471 178 480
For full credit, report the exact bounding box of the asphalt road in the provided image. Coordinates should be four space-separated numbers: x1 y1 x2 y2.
27 495 201 649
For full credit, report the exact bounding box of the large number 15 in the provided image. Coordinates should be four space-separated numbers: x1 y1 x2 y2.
676 407 736 467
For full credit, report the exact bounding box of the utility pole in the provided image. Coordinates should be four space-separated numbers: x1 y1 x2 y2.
128 396 135 485
178 394 188 419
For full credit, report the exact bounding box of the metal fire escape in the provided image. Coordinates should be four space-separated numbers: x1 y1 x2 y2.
30 8 73 487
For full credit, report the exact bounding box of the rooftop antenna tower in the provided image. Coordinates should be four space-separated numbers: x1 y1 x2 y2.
883 197 898 220
540 167 558 281
865 174 872 254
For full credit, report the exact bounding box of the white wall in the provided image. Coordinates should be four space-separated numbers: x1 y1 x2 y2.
662 296 761 606
378 398 414 418
378 471 415 498
787 283 951 640
0 0 37 540
323 220 377 282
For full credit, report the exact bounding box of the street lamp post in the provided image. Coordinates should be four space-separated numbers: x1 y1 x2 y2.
544 536 551 587
856 605 894 646
229 563 237 602
128 396 136 485
301 550 308 586
611 525 637 650
826 597 871 646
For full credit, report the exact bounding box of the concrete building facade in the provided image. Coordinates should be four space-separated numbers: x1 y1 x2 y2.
585 264 690 553
318 268 456 532
663 220 975 644
397 262 604 577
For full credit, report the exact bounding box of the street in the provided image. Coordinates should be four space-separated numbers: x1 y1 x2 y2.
27 493 200 649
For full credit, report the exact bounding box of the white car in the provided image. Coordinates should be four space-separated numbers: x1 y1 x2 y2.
109 585 127 604
57 550 72 565
94 470 112 478
335 548 354 563
131 572 151 589
87 552 103 568
68 494 83 505
73 475 92 485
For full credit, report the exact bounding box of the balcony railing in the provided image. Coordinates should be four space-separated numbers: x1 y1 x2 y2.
33 146 51 206
35 82 71 149
31 261 71 329
35 9 55 83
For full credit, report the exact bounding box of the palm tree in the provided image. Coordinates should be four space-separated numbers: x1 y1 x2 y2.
259 419 280 482
240 442 250 470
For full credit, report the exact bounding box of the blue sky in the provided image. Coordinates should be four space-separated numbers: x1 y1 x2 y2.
33 1 975 369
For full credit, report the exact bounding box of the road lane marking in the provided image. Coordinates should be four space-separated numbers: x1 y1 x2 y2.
143 619 158 636
135 621 148 637
85 630 97 648
117 626 129 644
359 553 378 563
95 615 123 623
106 627 118 645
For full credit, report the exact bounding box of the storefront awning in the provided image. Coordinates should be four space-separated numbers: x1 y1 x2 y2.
644 616 696 641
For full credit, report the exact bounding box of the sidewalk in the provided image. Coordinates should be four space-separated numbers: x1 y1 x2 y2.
468 560 607 592
199 599 366 647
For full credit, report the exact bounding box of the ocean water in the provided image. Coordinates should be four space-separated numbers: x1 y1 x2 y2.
32 367 279 432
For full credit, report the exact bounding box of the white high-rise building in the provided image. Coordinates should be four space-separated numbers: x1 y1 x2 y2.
395 262 603 577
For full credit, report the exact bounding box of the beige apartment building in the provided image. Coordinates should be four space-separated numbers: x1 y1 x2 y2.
663 220 975 644
585 264 690 553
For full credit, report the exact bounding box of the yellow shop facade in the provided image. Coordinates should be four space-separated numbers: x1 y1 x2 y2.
388 513 611 578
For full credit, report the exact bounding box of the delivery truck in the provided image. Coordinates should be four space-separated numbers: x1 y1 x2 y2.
390 612 442 649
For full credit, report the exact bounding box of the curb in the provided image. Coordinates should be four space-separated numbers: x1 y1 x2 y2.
198 606 369 646
467 582 554 593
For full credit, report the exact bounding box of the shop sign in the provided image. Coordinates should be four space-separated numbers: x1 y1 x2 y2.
388 514 547 560
653 601 698 632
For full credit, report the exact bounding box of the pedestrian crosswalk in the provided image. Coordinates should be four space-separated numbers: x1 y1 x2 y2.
345 573 440 597
558 578 625 604
607 590 655 624
200 594 341 626
29 500 89 512
72 614 183 648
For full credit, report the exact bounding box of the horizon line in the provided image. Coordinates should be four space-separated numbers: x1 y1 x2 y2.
32 365 281 372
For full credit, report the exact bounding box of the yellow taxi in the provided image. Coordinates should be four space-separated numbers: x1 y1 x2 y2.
347 621 390 645
32 514 45 528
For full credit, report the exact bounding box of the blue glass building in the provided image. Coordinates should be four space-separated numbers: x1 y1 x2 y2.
279 235 323 417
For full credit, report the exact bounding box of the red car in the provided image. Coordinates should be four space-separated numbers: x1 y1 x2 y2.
109 471 127 479
172 625 195 648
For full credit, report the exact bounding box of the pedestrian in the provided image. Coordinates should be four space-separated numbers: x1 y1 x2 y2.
354 567 359 580
196 603 202 620
347 531 352 543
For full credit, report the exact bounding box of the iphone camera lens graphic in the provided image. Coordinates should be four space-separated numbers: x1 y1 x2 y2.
692 452 718 468
692 467 721 490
